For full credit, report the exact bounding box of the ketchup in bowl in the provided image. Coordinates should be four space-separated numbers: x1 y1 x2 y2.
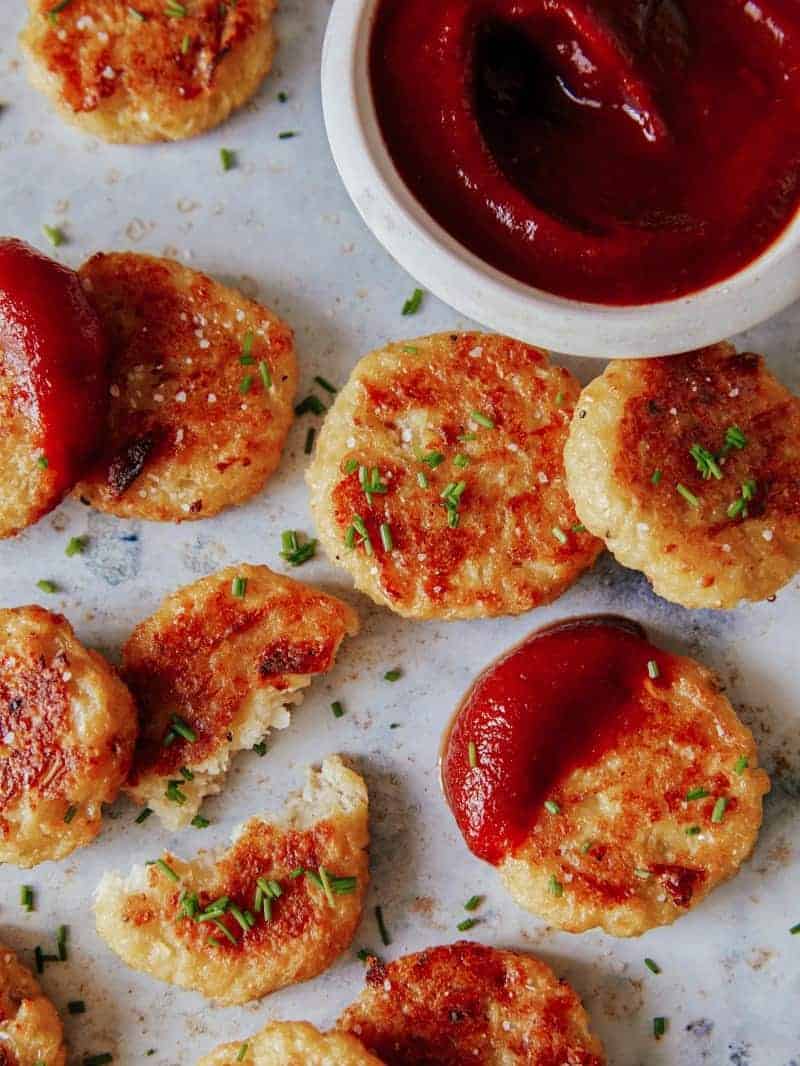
370 0 800 305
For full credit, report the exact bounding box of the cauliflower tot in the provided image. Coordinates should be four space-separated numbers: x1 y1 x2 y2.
0 942 67 1066
96 757 369 1005
123 564 358 828
21 0 277 143
0 606 137 868
198 1021 384 1066
339 941 605 1065
74 253 297 522
565 344 800 608
307 332 602 620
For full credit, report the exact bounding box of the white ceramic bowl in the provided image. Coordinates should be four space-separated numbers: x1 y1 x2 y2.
321 0 800 358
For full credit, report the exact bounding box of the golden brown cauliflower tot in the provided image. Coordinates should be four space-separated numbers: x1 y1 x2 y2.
21 0 277 143
0 942 67 1066
0 606 137 868
96 757 369 1005
123 564 358 827
564 344 800 608
197 1021 384 1066
307 333 602 620
339 941 605 1065
74 253 297 522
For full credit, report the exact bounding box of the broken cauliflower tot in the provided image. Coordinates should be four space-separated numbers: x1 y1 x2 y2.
123 564 358 828
565 344 800 608
197 1020 384 1066
74 252 297 522
0 606 137 868
21 0 278 143
96 756 369 1005
339 941 605 1065
0 942 67 1066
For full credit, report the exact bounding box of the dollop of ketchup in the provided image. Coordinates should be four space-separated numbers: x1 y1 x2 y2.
441 616 669 865
370 0 800 305
0 238 108 498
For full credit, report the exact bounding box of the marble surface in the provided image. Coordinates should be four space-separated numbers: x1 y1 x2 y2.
0 3 799 1064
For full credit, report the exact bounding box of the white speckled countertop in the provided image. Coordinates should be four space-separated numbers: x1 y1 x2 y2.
0 3 799 1064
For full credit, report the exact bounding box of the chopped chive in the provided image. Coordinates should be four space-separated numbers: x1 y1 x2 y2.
633 868 652 880
68 1000 86 1014
211 917 237 944
552 526 567 545
252 741 267 756
57 925 68 960
357 948 373 962
64 804 77 823
278 130 298 139
47 0 73 19
318 866 336 907
685 825 701 835
711 796 728 823
135 807 153 824
277 90 288 102
725 425 747 450
458 431 477 442
180 33 190 53
34 946 44 973
734 755 749 774
241 332 255 360
676 483 700 508
651 468 663 485
453 453 469 468
65 535 87 557
470 410 495 429
36 579 57 594
647 659 660 679
42 224 65 247
421 451 445 468
343 457 359 475
179 892 199 919
128 6 146 20
258 361 272 390
155 859 179 882
83 1056 113 1066
384 669 402 682
544 799 560 815
170 716 197 743
457 917 478 931
468 740 477 768
164 0 187 15
295 394 326 416
686 787 709 801
644 957 661 974
20 885 34 911
401 287 424 315
571 523 586 532
548 874 563 898
191 815 210 828
239 374 253 394
165 780 188 805
402 345 418 353
304 426 316 454
417 471 428 488
790 923 800 935
379 522 394 552
237 1043 249 1062
653 1017 667 1040
314 375 337 394
231 575 247 598
279 530 317 566
331 700 345 718
690 443 723 481
351 514 373 554
581 839 594 854
375 905 391 946
220 147 236 171
464 895 482 911
555 391 565 406
228 903 251 933
288 867 304 879
180 766 194 781
37 454 49 469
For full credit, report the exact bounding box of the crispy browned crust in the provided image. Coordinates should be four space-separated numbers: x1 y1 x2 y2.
0 943 67 1066
308 333 602 620
124 564 358 785
565 344 800 607
0 605 137 867
21 0 277 143
74 253 296 521
339 942 605 1065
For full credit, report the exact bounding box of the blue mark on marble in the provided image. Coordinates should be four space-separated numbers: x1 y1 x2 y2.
182 536 227 575
729 1042 751 1065
84 513 142 586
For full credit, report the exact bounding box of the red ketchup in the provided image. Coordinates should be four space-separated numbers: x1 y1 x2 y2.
0 238 108 498
370 0 800 305
441 616 668 865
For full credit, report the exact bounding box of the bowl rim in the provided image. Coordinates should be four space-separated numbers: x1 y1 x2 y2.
321 0 800 358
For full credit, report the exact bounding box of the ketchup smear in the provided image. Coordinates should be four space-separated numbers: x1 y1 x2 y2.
441 616 670 865
370 0 800 305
